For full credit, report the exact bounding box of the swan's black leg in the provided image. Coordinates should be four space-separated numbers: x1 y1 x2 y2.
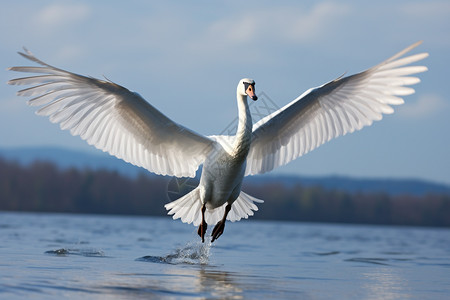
211 203 232 243
197 203 207 243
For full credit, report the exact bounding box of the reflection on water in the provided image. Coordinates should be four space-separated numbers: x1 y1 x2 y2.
93 262 247 299
95 267 246 299
197 268 244 299
161 266 245 299
362 267 410 300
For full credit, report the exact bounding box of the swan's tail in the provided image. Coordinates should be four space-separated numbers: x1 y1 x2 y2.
164 189 264 226
165 187 203 226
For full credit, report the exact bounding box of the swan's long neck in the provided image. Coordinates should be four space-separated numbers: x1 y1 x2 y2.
232 93 252 158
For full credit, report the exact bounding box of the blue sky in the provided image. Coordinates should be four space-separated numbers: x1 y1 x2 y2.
1 1 449 184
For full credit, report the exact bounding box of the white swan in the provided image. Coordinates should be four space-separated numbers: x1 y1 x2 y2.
8 42 428 242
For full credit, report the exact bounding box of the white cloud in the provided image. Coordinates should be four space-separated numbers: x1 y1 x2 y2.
33 3 91 29
287 2 352 43
398 94 448 119
192 2 351 50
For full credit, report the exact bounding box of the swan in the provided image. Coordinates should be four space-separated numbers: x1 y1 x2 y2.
8 42 428 242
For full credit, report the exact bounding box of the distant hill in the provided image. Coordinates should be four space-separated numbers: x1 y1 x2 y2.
1 146 449 196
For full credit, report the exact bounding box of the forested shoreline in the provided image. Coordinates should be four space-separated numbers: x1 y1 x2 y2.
1 158 449 227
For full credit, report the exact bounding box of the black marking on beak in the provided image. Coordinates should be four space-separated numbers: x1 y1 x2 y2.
244 82 258 101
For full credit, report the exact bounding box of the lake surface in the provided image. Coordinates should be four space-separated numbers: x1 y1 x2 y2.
0 212 449 299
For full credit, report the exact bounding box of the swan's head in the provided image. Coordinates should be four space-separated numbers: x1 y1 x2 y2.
237 78 258 101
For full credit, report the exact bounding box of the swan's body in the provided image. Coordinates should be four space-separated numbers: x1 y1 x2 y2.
8 42 428 242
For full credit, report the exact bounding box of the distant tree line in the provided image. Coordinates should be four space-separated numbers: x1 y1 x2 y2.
0 158 449 227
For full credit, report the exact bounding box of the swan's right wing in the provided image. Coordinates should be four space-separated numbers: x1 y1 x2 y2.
245 41 428 176
8 49 215 177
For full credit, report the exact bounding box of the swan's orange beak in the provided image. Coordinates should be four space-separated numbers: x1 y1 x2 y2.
246 84 258 101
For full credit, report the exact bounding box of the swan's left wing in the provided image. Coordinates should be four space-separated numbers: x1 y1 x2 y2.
8 49 215 178
245 41 428 176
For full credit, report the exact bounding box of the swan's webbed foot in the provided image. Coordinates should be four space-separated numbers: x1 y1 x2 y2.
211 203 232 243
197 221 207 243
197 203 207 243
211 220 225 243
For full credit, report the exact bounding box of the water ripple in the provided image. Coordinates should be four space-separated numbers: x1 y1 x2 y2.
45 248 105 257
345 257 391 266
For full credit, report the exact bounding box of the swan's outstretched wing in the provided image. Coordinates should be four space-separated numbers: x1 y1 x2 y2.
8 49 215 177
245 41 428 176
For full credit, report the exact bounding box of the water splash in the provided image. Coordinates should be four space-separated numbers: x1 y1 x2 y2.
138 238 212 265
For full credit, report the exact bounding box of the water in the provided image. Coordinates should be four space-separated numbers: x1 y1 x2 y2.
0 212 449 299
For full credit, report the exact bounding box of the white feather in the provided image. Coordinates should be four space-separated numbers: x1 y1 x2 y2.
244 41 428 175
9 49 215 178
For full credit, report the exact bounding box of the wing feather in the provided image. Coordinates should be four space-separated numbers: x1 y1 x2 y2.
9 49 214 177
245 42 428 176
